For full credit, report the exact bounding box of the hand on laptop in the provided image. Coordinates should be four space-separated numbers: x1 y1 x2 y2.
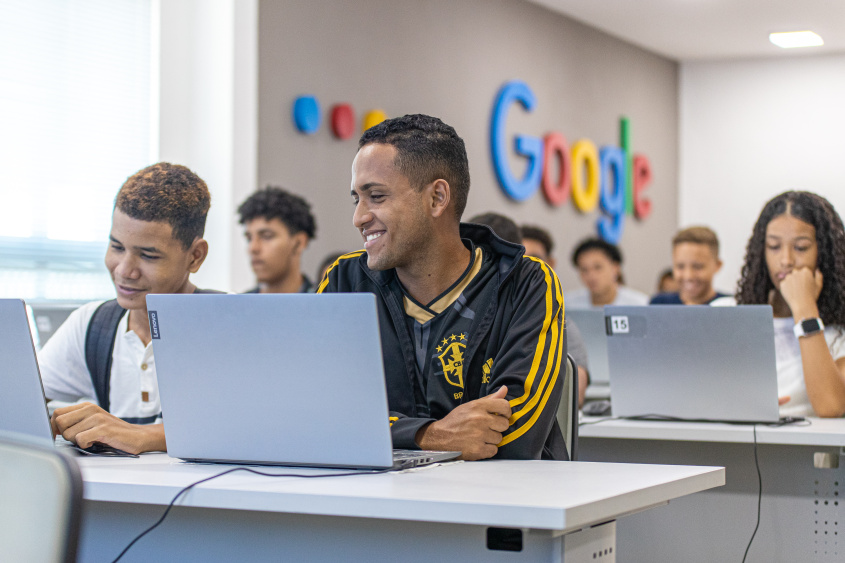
414 386 512 461
50 402 166 455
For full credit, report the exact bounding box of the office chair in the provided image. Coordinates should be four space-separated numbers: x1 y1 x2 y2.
0 431 83 563
556 354 579 461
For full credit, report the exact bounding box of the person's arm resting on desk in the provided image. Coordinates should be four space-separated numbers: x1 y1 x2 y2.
51 403 165 454
420 258 565 460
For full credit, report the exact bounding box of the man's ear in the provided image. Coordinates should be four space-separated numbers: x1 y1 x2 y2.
187 238 209 274
428 179 452 219
292 232 308 255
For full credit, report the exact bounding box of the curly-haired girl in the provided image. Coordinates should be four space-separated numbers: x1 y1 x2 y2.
735 191 845 417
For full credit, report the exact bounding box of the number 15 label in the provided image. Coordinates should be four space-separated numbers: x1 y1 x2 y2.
610 316 629 334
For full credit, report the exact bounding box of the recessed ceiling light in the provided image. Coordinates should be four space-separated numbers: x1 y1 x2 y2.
769 31 824 49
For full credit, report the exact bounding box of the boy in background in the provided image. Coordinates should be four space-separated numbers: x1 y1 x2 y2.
651 226 729 305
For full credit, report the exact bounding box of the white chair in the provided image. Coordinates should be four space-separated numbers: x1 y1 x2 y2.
0 431 83 563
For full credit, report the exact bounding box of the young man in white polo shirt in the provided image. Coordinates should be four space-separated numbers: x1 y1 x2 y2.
40 162 216 454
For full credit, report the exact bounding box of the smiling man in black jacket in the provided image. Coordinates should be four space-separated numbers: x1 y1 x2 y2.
318 114 566 460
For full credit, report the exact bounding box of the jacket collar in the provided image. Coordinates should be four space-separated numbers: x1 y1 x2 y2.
357 222 525 288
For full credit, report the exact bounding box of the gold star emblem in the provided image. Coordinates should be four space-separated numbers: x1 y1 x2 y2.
450 334 457 341
441 338 449 346
459 333 466 341
436 345 443 353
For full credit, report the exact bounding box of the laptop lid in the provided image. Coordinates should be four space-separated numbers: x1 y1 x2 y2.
566 309 610 386
146 293 396 469
0 299 54 444
605 305 780 423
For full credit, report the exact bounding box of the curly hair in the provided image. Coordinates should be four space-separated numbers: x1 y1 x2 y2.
735 191 845 327
237 186 316 240
571 237 623 267
116 162 210 250
358 114 470 220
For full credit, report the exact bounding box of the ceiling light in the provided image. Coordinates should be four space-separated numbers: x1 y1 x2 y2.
769 31 824 49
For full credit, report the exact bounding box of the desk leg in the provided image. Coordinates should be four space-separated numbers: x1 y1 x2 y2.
79 501 617 563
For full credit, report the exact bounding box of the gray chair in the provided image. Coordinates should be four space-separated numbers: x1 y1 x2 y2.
556 354 579 460
0 431 83 563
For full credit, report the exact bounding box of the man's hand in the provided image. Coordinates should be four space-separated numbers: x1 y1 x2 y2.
50 402 165 455
415 386 511 461
778 395 791 406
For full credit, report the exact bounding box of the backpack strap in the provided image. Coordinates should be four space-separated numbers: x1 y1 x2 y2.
84 300 127 412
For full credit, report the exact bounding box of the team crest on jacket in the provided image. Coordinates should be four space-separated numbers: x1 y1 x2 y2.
437 333 468 388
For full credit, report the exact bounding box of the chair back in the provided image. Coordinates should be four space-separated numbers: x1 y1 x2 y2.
556 354 579 460
0 431 83 563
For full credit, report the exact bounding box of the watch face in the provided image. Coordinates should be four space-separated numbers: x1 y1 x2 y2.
801 318 823 334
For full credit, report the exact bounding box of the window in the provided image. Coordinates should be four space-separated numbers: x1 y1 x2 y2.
0 0 155 300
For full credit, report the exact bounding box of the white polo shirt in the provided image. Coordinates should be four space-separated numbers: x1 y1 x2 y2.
38 300 161 423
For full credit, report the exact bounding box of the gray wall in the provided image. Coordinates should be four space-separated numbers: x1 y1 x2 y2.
251 0 679 295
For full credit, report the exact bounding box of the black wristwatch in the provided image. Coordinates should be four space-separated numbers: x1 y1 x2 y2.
794 317 825 338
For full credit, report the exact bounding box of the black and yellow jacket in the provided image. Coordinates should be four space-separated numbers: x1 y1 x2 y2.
318 223 567 460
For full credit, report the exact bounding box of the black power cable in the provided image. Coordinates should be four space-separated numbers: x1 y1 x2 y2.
111 465 391 563
742 424 762 563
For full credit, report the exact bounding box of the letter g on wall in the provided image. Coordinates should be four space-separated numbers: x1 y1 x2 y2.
490 80 544 201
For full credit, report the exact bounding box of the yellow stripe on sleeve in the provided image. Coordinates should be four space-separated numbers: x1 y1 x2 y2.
499 258 565 445
316 250 366 293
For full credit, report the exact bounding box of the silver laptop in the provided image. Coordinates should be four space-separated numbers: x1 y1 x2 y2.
567 309 610 389
605 305 781 423
0 299 133 456
146 293 459 470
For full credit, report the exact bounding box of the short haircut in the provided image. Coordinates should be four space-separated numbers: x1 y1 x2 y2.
672 226 719 257
237 186 316 240
571 237 623 268
468 212 522 244
521 224 554 255
115 162 210 250
358 114 470 220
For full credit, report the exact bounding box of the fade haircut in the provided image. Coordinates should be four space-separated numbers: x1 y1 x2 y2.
672 226 720 258
521 224 555 255
115 162 211 250
237 186 317 240
358 114 470 220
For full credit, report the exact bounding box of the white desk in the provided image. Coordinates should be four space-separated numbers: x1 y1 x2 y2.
580 417 845 563
75 454 723 562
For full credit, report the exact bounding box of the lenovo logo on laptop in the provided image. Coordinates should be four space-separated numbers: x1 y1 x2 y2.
148 311 161 340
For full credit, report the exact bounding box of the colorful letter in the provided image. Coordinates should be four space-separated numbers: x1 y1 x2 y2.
330 104 355 139
570 139 600 213
541 132 571 206
633 154 653 219
362 109 387 132
490 81 543 201
598 146 626 244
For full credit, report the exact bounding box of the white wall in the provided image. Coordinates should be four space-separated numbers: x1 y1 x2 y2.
679 54 845 294
158 0 257 293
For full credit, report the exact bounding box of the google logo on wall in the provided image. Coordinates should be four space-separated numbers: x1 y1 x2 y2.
490 80 653 244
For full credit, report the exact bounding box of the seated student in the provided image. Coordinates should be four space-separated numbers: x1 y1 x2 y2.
238 186 317 293
319 114 566 460
568 238 649 308
467 211 522 243
651 226 729 305
732 191 845 418
656 267 679 294
42 163 217 454
520 224 591 407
